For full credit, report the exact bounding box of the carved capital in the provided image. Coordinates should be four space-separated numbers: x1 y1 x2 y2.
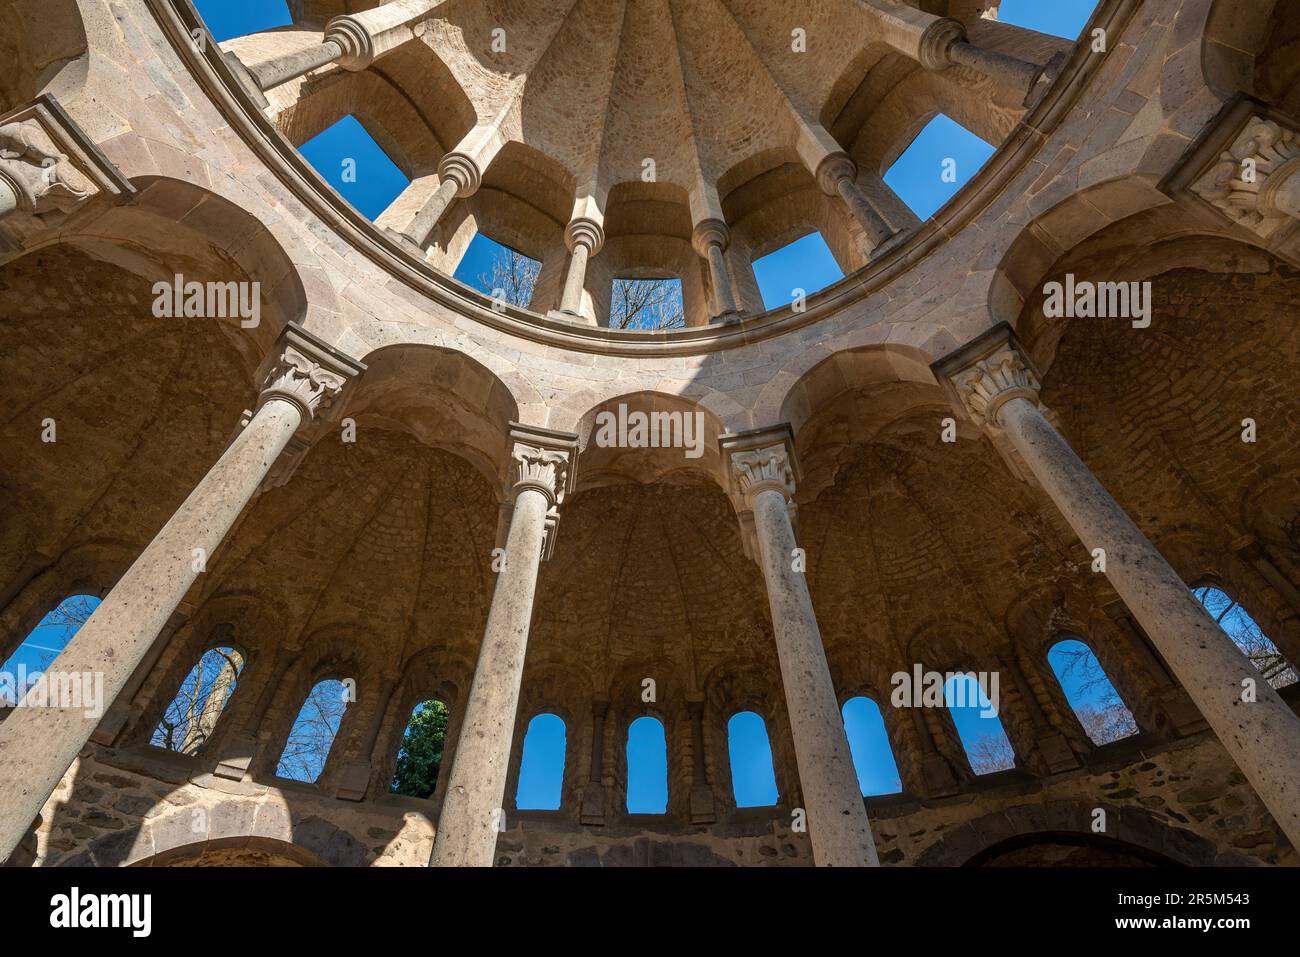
324 15 376 70
510 443 574 509
815 151 858 196
0 119 96 219
258 345 349 421
564 217 605 255
437 150 482 197
691 218 731 256
1191 114 1300 237
731 446 796 506
951 347 1041 428
917 17 967 71
499 423 580 561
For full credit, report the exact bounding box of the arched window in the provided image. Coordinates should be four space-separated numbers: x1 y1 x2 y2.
0 594 100 707
884 114 996 219
752 232 844 311
454 234 541 308
276 678 352 784
625 715 668 814
151 644 246 754
1194 585 1298 689
842 696 903 796
945 673 1015 775
1046 638 1138 745
726 711 778 807
390 698 450 799
609 277 685 330
515 712 566 810
298 115 409 221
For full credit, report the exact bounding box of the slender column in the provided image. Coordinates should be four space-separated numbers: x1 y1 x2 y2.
213 641 304 780
237 0 445 92
557 218 603 317
815 154 895 249
335 669 401 801
725 435 878 866
858 0 1045 101
245 37 345 91
936 328 1300 848
0 327 362 859
691 220 740 318
579 699 608 825
397 152 482 249
432 427 577 867
687 694 716 823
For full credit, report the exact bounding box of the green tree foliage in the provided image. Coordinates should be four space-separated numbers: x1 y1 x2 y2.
391 699 449 798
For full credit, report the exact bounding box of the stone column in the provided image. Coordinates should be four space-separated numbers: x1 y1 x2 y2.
1102 600 1207 737
686 694 716 823
722 429 878 866
935 326 1300 848
579 699 608 825
396 153 480 250
815 153 896 250
0 324 363 860
691 219 741 320
237 0 445 92
431 425 577 867
213 641 304 780
994 645 1081 774
335 668 402 801
858 0 1045 101
556 218 604 319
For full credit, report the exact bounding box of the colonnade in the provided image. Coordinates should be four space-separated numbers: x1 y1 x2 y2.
214 0 1063 324
2 315 1300 865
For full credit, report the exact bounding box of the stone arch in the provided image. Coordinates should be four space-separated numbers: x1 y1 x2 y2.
569 390 728 494
915 800 1258 866
346 342 521 494
703 660 795 811
131 835 332 868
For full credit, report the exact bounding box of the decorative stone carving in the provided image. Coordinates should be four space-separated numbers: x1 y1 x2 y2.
1191 115 1300 239
0 119 96 219
563 216 605 255
949 347 1041 428
257 345 349 421
511 443 573 508
916 17 967 73
437 150 483 198
814 151 857 197
731 446 796 505
691 218 731 256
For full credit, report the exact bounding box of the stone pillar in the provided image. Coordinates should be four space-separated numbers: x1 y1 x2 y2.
238 0 445 92
686 694 716 823
431 424 577 867
579 699 608 825
0 324 364 860
1191 116 1300 237
935 325 1300 848
858 0 1045 101
556 218 604 320
994 645 1081 774
1103 601 1207 737
722 428 878 866
691 219 741 320
214 641 304 780
815 153 896 249
334 668 401 801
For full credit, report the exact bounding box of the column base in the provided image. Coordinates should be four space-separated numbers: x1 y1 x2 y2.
1024 52 1067 109
212 732 258 782
546 309 597 326
867 230 908 261
383 227 428 259
579 781 606 825
1034 730 1082 774
689 785 716 825
709 309 744 326
334 759 373 802
222 53 271 110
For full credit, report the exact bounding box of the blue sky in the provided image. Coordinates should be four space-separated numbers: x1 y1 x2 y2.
999 0 1098 39
516 713 566 810
727 711 779 807
843 697 903 796
884 114 997 221
626 716 668 813
193 0 290 43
